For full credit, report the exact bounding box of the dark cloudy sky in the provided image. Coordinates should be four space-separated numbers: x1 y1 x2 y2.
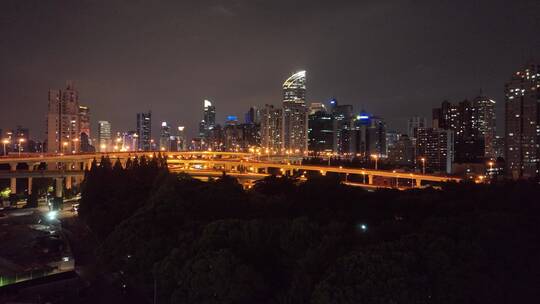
1 0 539 139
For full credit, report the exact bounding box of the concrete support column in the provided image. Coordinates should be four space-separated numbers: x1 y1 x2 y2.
27 165 34 195
415 179 422 188
10 178 16 195
9 163 17 194
75 175 83 187
55 178 63 198
65 176 72 190
368 175 374 185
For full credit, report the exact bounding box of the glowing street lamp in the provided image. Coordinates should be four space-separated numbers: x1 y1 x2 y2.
17 138 25 156
420 157 426 174
370 154 378 170
2 139 10 156
100 144 106 152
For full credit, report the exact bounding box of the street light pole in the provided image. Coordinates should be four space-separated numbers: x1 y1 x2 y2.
18 138 25 157
2 139 9 156
421 157 426 174
371 154 378 170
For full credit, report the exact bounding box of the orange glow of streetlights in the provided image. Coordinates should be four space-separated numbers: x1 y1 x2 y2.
2 139 10 156
370 154 379 170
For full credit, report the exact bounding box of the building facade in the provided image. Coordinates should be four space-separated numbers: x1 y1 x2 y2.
159 122 171 151
416 127 454 174
136 111 152 151
282 71 308 153
472 95 496 158
97 121 112 152
261 104 283 152
505 62 540 179
46 81 80 153
308 110 334 154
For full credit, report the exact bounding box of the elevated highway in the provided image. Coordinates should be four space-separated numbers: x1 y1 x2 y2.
0 152 461 196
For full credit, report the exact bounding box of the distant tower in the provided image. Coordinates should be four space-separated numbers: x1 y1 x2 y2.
407 117 427 138
472 95 496 158
505 62 540 179
282 71 308 153
159 122 171 151
78 105 92 152
177 126 186 151
46 81 80 153
136 111 152 151
200 99 216 138
261 104 283 152
97 121 112 152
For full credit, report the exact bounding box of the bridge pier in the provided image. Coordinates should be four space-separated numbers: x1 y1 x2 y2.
9 163 17 194
415 179 422 188
368 175 374 185
27 165 34 195
65 176 72 190
55 178 63 198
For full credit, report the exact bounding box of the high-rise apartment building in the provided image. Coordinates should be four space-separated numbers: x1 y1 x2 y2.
407 116 427 138
136 111 152 151
245 106 261 124
199 100 216 139
433 99 484 162
159 122 171 151
261 104 283 152
176 126 186 151
78 105 92 152
330 99 354 154
46 81 80 153
505 62 540 179
387 133 414 165
282 71 308 153
416 127 454 173
308 110 334 154
472 95 496 158
97 121 112 152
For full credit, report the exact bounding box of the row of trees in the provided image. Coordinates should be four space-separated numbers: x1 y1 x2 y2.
79 157 540 303
79 154 168 238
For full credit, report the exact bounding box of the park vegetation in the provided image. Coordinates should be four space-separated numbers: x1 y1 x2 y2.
79 155 540 303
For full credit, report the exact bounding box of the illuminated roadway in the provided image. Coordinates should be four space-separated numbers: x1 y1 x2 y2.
0 152 461 191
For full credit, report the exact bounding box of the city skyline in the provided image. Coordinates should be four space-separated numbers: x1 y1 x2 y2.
1 0 539 140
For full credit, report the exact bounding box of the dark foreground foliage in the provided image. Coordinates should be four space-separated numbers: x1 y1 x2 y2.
80 162 540 304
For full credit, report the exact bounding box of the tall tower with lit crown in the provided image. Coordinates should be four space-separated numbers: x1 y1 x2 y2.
282 71 308 153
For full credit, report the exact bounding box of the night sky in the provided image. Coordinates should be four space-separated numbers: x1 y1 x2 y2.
1 0 539 140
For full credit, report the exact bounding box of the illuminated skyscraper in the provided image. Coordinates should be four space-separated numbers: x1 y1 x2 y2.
282 71 308 153
308 110 334 154
176 126 186 151
472 95 496 158
78 105 92 152
416 127 454 174
330 99 354 153
505 62 540 179
136 111 152 151
433 99 484 162
46 81 80 153
160 122 171 151
261 104 283 152
97 121 112 152
199 99 216 139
